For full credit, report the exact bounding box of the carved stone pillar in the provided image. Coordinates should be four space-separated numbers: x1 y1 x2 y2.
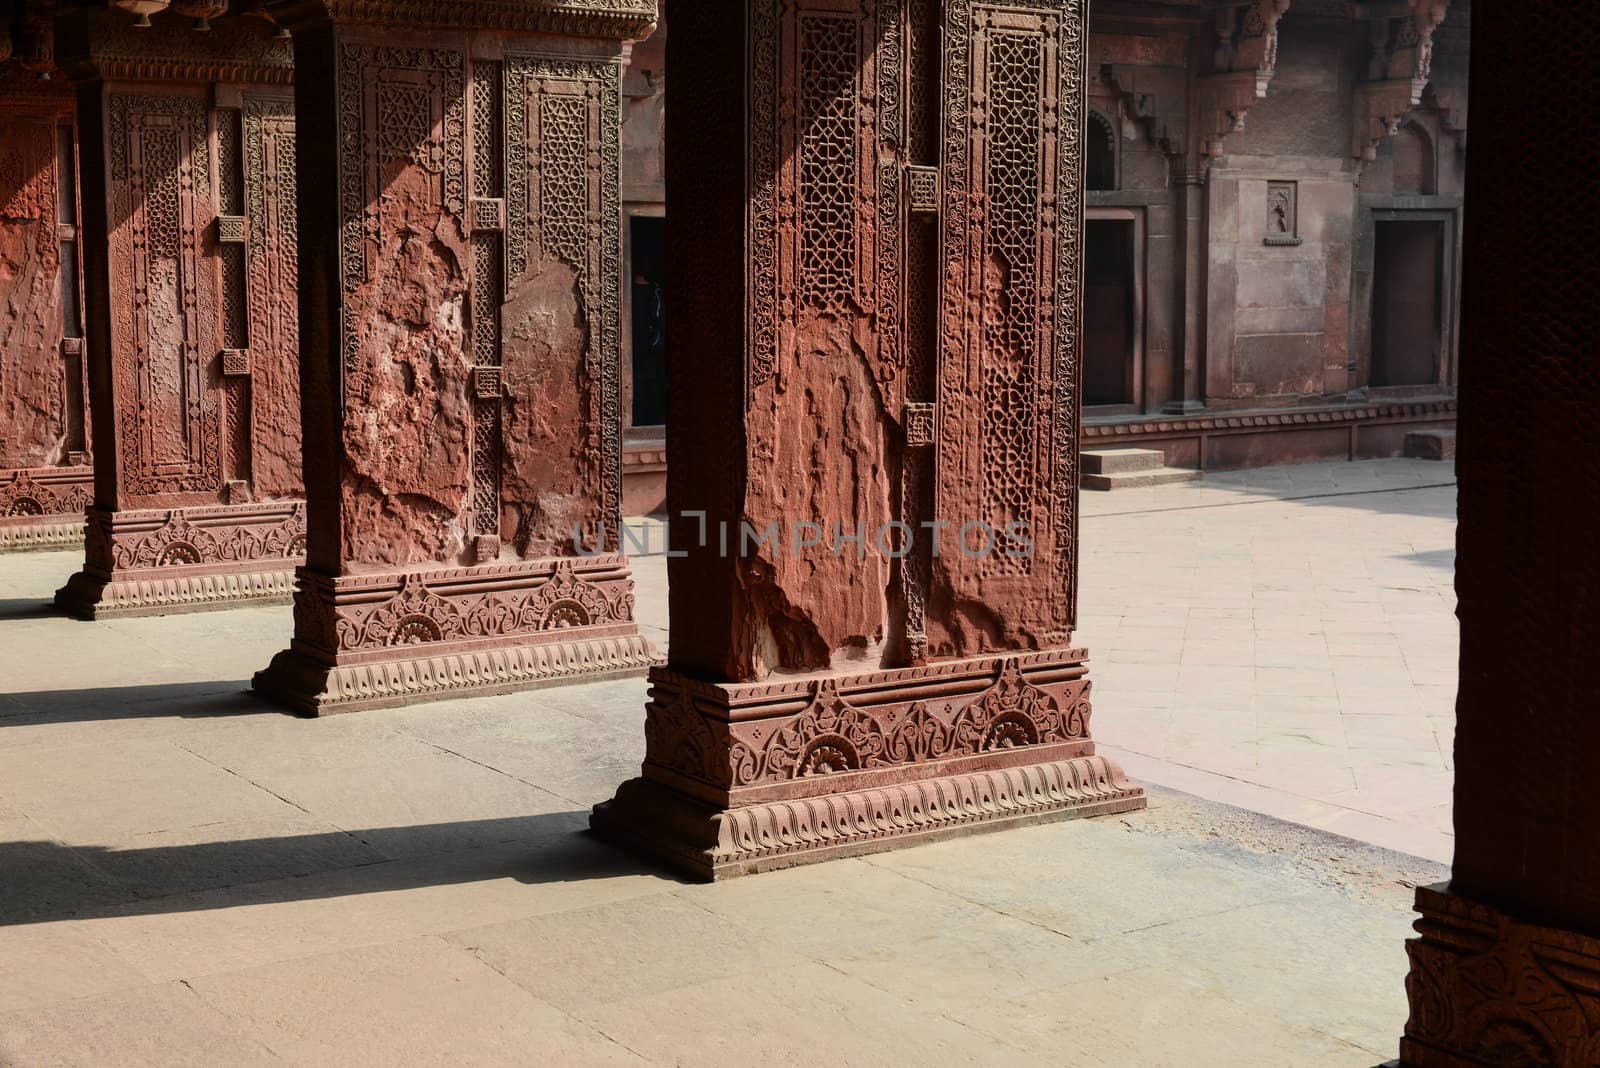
1396 1 1600 1063
252 0 658 715
0 19 94 553
591 0 1144 880
52 6 306 616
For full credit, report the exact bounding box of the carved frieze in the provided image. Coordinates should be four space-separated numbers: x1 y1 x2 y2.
101 504 307 569
0 472 90 518
290 557 638 655
646 658 1094 793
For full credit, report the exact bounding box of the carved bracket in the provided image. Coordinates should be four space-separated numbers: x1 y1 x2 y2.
1352 0 1452 163
1101 63 1179 158
1195 0 1291 163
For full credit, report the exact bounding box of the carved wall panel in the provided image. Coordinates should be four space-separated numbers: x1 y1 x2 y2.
501 52 624 557
242 94 302 498
0 71 93 552
107 91 224 498
931 2 1084 655
334 43 472 567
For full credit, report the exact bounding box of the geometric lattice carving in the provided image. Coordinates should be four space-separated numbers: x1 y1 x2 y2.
906 164 939 214
216 214 248 243
221 348 251 376
904 402 935 448
471 196 505 233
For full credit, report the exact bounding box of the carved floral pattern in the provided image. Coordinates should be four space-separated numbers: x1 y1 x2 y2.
332 560 634 651
109 504 307 568
0 473 90 518
652 662 1092 788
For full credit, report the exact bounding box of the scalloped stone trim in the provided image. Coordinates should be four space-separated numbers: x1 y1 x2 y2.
0 519 84 553
592 755 1146 880
253 634 661 716
55 566 296 618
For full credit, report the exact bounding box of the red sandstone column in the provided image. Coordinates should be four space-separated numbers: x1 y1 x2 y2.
52 4 307 617
1395 2 1600 1064
252 0 659 715
0 8 94 552
591 0 1145 880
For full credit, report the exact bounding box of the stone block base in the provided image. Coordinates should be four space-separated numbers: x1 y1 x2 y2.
1400 883 1600 1065
0 467 92 553
253 554 660 715
55 503 305 618
590 653 1146 880
592 755 1144 880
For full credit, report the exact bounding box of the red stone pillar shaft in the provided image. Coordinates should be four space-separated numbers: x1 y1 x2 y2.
0 20 94 552
591 0 1144 880
52 7 306 617
1396 2 1600 1064
252 0 659 715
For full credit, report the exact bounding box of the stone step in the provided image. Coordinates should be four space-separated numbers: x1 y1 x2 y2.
1403 429 1457 461
1081 447 1167 475
1081 466 1203 492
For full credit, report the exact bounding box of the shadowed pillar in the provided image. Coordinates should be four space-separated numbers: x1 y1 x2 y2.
252 0 659 715
1394 1 1600 1064
53 4 307 618
591 0 1145 880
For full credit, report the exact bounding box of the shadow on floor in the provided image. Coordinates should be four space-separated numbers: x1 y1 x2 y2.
0 597 62 621
0 813 673 927
0 682 284 726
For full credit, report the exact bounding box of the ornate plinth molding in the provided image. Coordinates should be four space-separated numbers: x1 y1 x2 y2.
1401 884 1600 1066
253 554 659 715
54 503 305 618
0 469 92 552
591 652 1146 880
594 755 1140 881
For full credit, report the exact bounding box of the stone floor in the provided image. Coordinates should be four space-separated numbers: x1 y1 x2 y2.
1080 458 1458 864
0 457 1457 1065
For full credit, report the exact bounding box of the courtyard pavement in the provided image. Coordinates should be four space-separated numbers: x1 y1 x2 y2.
0 457 1456 1065
1079 458 1458 864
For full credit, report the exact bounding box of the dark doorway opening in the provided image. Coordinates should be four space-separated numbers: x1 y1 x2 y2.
630 215 667 427
1083 218 1136 407
1371 219 1443 388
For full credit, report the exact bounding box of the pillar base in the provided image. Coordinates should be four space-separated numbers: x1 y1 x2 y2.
54 503 304 618
593 755 1143 881
1400 883 1600 1065
0 468 92 553
591 654 1146 880
252 555 660 716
